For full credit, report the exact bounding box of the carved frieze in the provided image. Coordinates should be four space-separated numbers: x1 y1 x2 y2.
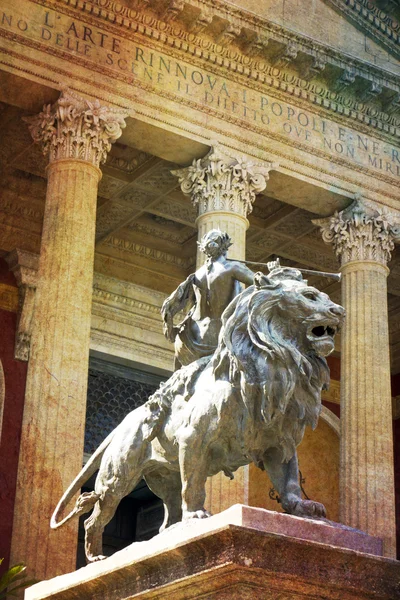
23 89 129 167
102 235 194 269
313 198 400 266
128 221 195 245
172 145 276 218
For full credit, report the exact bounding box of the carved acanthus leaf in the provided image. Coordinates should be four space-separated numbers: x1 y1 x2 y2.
172 145 277 218
23 89 129 167
313 198 400 266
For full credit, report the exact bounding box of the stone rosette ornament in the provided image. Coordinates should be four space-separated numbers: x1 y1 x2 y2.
23 88 130 167
172 144 278 217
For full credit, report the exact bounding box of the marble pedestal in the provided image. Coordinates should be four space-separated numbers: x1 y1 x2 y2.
26 505 399 600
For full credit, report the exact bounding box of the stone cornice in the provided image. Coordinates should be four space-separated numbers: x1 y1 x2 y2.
322 0 400 60
26 0 400 136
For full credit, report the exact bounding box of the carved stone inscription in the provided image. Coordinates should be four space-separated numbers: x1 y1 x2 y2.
1 0 399 177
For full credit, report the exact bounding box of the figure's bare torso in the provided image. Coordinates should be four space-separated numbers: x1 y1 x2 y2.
192 259 244 320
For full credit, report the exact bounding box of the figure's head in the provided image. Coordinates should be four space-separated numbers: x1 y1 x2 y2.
197 229 232 260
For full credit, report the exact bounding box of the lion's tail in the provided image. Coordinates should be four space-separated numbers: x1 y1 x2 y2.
50 429 115 530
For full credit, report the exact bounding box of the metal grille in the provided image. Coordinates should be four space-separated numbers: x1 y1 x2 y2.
84 360 162 455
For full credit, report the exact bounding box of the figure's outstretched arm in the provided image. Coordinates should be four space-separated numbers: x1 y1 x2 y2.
161 275 195 342
230 262 255 286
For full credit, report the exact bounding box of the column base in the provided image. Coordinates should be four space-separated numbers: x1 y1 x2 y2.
26 505 398 600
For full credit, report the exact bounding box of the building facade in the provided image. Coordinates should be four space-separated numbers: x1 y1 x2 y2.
0 0 399 584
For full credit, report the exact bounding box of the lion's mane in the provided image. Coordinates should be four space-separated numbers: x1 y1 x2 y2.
212 274 330 461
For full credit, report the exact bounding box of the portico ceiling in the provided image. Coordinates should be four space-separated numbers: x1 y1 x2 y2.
1 98 400 372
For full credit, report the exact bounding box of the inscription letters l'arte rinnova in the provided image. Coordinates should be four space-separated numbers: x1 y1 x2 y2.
1 1 400 177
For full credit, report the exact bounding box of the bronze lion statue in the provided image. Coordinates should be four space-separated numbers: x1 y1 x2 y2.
51 267 344 562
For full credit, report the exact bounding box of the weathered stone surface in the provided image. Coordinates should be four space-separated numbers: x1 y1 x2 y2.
26 505 398 600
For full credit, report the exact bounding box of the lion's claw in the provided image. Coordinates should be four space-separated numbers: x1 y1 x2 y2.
87 554 107 563
291 499 326 519
183 509 211 520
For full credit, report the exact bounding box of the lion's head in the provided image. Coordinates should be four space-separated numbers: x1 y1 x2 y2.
212 268 344 458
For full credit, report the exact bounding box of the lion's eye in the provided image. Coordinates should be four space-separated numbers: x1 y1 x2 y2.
303 291 318 301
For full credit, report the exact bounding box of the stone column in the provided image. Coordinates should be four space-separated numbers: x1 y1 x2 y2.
172 145 275 514
314 198 399 558
172 145 276 266
10 90 127 580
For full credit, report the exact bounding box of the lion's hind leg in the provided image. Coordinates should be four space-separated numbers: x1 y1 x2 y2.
84 473 143 563
145 469 182 532
84 492 124 563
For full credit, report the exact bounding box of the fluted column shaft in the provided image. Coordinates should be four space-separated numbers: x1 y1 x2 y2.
315 199 399 558
10 90 127 580
173 145 276 513
196 211 248 265
341 260 395 555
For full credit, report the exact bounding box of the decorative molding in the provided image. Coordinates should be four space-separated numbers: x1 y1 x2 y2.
313 197 400 266
172 145 277 218
106 150 152 174
90 329 174 372
93 271 169 304
92 304 163 334
128 221 195 244
23 88 129 166
0 198 43 224
102 235 194 269
92 287 162 318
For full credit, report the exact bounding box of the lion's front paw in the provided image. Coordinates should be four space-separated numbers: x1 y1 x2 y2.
87 554 107 563
183 509 211 520
291 499 326 519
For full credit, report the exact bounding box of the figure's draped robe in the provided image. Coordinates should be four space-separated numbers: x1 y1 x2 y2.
162 275 242 367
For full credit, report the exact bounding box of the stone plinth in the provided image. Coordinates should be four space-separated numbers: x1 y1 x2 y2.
26 505 399 600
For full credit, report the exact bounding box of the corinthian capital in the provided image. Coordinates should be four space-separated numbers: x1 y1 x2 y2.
172 145 277 218
23 89 129 167
313 198 400 266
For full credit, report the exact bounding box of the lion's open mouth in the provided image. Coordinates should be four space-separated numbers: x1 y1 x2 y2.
311 325 337 338
306 321 340 356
